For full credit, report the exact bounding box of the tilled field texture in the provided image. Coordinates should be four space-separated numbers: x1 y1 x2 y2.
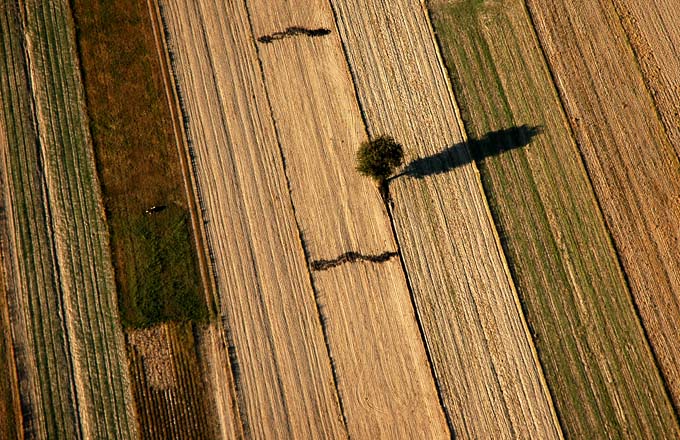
0 125 22 439
612 0 680 158
247 0 449 436
127 323 219 440
0 1 137 438
159 0 452 436
526 0 680 416
329 0 562 438
427 0 679 438
158 0 346 437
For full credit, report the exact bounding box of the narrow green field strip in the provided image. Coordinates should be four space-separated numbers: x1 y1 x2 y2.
0 4 80 437
20 0 139 437
70 0 207 330
428 0 678 437
0 1 139 437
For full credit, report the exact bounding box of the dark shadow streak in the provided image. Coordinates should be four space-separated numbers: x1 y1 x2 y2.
311 251 398 271
391 125 543 181
258 26 331 44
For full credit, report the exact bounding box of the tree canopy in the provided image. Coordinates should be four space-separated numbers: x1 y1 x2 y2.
355 135 404 184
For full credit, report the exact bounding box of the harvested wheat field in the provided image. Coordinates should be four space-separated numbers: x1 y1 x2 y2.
3 0 680 437
0 0 137 438
329 0 562 437
427 0 679 437
159 0 451 435
248 0 450 435
158 0 346 437
526 0 680 416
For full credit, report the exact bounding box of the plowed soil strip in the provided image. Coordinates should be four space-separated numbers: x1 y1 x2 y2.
526 0 680 417
0 1 137 437
329 0 563 438
428 0 679 437
246 0 449 435
159 0 345 437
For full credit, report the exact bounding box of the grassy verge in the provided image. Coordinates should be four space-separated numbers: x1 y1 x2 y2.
70 0 207 327
428 0 678 437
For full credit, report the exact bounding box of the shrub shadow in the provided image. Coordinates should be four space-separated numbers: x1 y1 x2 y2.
395 124 542 180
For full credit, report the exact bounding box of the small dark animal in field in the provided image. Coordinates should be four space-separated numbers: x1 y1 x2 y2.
144 205 167 215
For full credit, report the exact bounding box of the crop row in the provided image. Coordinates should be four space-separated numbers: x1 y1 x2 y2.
0 1 137 437
128 323 217 440
427 0 678 437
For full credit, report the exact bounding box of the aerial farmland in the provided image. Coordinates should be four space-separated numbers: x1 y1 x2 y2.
0 0 679 438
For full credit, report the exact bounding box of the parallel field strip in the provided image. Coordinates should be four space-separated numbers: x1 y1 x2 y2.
159 0 346 437
427 0 679 437
0 0 137 438
126 324 219 440
329 0 562 438
246 0 449 436
146 2 241 438
0 106 24 440
611 0 680 158
1 3 83 436
526 0 680 418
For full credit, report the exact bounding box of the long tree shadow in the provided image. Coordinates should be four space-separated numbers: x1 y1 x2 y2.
395 124 542 180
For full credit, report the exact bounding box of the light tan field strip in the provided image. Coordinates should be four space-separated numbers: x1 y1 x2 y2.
161 0 451 436
159 0 346 437
0 0 137 438
611 0 680 159
246 0 450 436
329 0 562 438
428 0 680 437
526 0 680 414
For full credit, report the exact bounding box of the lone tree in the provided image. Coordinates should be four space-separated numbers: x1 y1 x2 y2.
355 135 404 186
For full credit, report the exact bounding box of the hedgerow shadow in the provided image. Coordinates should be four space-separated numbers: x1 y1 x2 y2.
394 124 542 180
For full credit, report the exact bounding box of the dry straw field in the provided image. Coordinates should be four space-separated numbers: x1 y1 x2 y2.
1 0 680 438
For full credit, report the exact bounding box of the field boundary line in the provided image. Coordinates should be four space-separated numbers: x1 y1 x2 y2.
241 0 351 436
523 0 680 425
146 0 246 437
420 1 564 436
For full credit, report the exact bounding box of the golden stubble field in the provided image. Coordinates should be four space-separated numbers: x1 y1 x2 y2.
157 0 564 437
159 0 450 436
2 0 680 437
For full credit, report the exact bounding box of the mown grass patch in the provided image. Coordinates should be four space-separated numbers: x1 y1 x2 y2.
71 0 207 327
